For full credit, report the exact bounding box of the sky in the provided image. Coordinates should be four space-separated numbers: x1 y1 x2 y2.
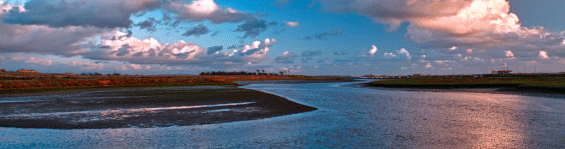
0 0 564 76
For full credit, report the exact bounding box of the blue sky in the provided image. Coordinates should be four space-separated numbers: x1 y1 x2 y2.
0 0 564 76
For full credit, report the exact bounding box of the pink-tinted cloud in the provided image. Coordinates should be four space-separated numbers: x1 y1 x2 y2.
3 0 255 29
25 57 52 66
3 0 161 28
505 51 515 57
317 0 565 55
67 60 104 70
0 2 109 56
165 0 255 24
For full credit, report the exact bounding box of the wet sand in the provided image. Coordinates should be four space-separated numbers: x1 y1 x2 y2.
0 86 316 129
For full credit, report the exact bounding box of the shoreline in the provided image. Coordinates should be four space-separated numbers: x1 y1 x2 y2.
0 86 317 129
0 84 240 97
0 75 351 96
358 82 565 99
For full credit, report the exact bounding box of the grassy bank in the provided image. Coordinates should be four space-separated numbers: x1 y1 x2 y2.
0 75 345 95
370 78 565 94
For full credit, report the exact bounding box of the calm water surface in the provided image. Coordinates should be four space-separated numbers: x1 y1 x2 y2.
1 80 565 148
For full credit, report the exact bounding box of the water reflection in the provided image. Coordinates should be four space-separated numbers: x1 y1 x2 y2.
390 92 530 148
1 80 564 148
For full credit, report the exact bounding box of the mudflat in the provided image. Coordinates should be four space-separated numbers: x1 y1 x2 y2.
0 86 316 129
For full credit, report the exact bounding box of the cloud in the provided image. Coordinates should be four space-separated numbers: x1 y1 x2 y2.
539 51 549 59
274 51 297 63
397 48 412 60
331 51 348 56
129 64 143 70
302 50 322 57
0 4 108 56
3 0 257 30
210 30 220 37
274 0 292 8
0 23 107 56
3 0 161 28
316 0 517 34
67 60 104 70
312 0 565 75
383 48 411 60
304 28 343 40
425 63 433 69
272 21 298 35
466 49 473 53
234 19 274 39
82 30 277 67
383 52 396 59
315 0 565 58
25 57 53 66
165 0 254 24
207 46 223 54
0 2 275 69
369 45 378 56
301 50 322 63
286 21 299 27
135 18 159 32
460 56 485 63
0 1 23 12
505 50 514 57
10 56 51 66
182 24 210 37
10 56 25 60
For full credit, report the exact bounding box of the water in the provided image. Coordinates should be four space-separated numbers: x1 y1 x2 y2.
1 80 565 148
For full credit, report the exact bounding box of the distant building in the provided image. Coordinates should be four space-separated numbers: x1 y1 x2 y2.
17 69 37 73
360 74 376 78
492 70 512 75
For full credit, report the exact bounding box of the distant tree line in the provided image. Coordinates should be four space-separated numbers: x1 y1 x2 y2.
80 72 122 76
200 69 290 76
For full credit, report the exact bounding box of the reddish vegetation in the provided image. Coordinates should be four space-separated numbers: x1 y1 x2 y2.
0 75 323 94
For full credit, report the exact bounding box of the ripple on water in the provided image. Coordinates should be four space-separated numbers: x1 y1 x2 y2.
1 80 565 148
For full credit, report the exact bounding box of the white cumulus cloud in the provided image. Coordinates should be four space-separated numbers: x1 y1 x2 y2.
539 51 549 59
82 30 277 68
165 0 254 24
369 45 378 56
505 51 515 57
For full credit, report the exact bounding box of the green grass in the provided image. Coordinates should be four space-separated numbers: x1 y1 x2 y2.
370 78 565 93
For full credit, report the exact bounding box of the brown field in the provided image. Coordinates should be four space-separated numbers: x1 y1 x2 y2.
0 74 339 95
